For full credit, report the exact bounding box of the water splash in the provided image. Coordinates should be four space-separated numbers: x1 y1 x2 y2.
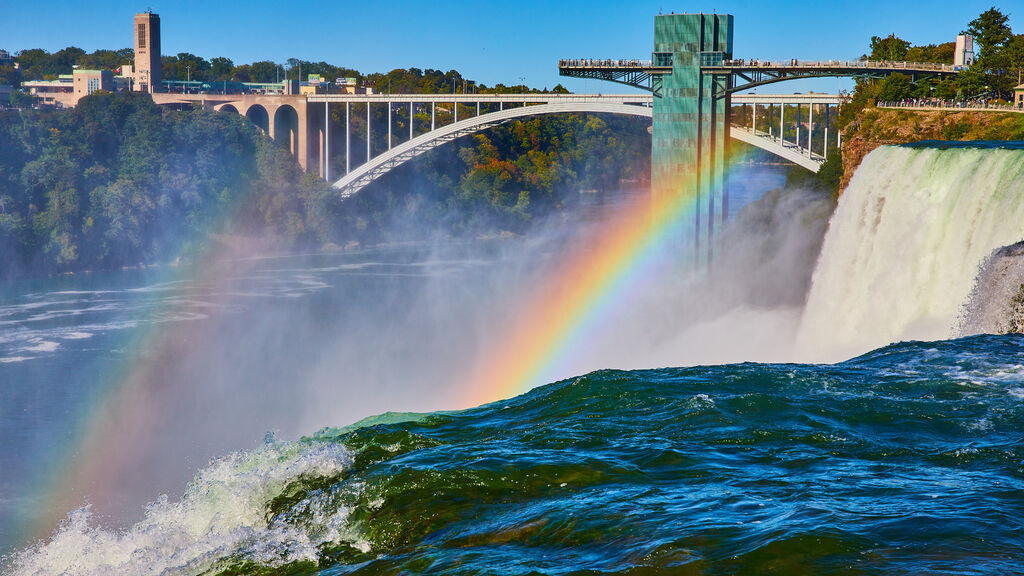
959 241 1024 335
5 440 363 576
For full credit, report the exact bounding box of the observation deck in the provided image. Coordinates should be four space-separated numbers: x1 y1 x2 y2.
560 57 960 96
703 58 960 93
558 59 672 96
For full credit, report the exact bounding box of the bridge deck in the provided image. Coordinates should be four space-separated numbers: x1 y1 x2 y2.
731 93 842 105
307 93 653 104
559 59 959 75
560 58 959 95
557 59 672 74
703 59 959 74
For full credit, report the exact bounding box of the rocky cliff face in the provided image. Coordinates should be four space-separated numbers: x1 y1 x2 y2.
838 108 1024 192
960 241 1024 336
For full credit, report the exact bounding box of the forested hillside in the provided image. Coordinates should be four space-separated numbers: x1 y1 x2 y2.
0 90 650 278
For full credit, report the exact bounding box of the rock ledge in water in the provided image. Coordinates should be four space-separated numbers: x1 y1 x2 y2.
960 240 1024 335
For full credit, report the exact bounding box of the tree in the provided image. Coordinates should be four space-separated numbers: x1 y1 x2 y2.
77 49 132 71
210 57 234 81
876 73 914 103
0 63 19 87
1006 34 1024 87
248 61 281 83
905 42 955 64
968 7 1012 57
9 90 34 108
868 34 910 61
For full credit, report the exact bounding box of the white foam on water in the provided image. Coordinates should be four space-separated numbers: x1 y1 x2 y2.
7 440 365 576
798 146 1024 361
0 356 34 364
22 340 59 353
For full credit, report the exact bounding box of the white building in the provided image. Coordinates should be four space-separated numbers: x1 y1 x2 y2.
954 34 975 68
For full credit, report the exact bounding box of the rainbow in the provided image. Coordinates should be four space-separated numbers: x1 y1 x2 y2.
26 197 286 544
25 140 746 545
459 164 728 407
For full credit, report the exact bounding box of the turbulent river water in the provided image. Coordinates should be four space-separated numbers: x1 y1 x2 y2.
3 146 1024 575
10 338 1024 575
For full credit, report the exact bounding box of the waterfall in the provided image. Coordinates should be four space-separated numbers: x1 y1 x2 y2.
797 144 1024 361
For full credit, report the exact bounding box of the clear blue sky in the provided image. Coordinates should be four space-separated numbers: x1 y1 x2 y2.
1 1 1017 93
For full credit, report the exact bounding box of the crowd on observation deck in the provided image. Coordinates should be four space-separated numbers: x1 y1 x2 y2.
720 59 958 71
878 98 1024 111
559 58 960 72
559 59 649 68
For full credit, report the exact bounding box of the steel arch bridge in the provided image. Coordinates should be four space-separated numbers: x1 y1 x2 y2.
328 98 652 198
312 93 839 198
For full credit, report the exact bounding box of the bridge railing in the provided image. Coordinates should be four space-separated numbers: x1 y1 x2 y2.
877 100 1024 113
559 59 660 68
560 58 960 73
712 59 960 72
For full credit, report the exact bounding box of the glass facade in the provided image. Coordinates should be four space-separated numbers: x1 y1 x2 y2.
652 13 732 266
652 52 673 67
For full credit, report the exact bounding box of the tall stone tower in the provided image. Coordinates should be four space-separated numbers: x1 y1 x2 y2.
133 11 161 93
652 13 733 265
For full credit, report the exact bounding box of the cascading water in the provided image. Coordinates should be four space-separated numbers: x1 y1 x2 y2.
11 144 1024 576
797 143 1024 360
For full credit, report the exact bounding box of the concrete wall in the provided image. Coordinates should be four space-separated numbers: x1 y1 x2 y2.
151 93 321 174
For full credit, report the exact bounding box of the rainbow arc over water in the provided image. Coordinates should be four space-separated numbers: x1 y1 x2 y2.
459 165 723 407
29 150 740 542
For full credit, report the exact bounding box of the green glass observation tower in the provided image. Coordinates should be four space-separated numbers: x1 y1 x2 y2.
652 13 732 262
560 13 734 266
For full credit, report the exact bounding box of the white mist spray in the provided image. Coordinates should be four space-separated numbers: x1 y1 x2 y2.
797 145 1024 361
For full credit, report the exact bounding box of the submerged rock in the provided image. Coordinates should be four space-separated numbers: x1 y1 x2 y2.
960 241 1024 335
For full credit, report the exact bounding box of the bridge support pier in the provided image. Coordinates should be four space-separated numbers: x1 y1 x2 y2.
346 102 350 174
795 104 801 150
823 104 829 159
779 104 784 144
325 102 330 181
810 104 816 158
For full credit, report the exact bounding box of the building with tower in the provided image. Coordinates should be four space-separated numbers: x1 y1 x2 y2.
954 34 975 68
133 11 161 93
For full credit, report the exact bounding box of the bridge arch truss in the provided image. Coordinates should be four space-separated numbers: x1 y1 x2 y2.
305 93 844 198
310 97 653 198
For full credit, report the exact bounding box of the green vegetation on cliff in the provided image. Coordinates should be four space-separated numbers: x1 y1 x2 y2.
0 90 649 278
838 108 1024 190
837 7 1023 136
0 92 339 276
829 6 1024 192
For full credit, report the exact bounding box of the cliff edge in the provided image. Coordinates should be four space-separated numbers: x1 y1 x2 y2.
839 108 1024 191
